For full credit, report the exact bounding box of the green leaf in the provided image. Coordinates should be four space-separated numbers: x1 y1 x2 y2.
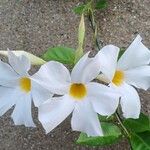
43 46 75 64
130 131 150 150
95 0 107 9
123 113 150 133
118 48 125 60
124 113 150 150
73 1 92 15
73 5 85 14
76 122 122 146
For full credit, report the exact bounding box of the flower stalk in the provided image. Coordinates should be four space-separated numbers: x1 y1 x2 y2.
87 7 102 50
115 112 131 138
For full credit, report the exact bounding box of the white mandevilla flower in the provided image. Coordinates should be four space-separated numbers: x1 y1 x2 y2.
97 35 150 119
33 52 120 137
0 50 52 127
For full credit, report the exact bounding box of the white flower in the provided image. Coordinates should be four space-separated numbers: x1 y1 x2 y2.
33 52 120 136
96 35 150 119
0 50 52 127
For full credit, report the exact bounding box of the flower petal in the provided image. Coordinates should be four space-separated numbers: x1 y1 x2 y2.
0 87 17 116
125 66 150 90
11 92 35 127
96 45 119 80
8 50 30 76
87 82 119 116
71 52 101 83
31 81 53 107
117 35 150 70
0 60 19 86
71 100 103 136
117 83 141 119
38 95 74 134
32 61 71 95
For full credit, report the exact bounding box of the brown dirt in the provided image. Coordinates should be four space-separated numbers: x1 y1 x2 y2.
0 0 149 149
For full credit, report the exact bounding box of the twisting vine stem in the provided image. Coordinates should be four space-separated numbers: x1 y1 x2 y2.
88 11 101 50
87 0 131 140
87 1 102 51
115 112 131 138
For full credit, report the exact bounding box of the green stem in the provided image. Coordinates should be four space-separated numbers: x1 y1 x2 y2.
115 112 131 138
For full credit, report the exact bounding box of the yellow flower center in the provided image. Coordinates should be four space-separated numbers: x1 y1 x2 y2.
69 83 87 100
112 70 124 86
19 77 31 93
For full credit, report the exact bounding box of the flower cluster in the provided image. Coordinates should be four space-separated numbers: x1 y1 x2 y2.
0 35 149 137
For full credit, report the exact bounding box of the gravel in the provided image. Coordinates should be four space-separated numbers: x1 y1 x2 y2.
0 0 149 149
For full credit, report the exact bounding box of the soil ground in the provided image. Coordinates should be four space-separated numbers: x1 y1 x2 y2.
0 0 150 149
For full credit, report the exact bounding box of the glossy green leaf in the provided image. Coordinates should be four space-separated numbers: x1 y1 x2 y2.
95 0 107 9
76 122 122 146
123 113 150 133
73 5 85 14
42 46 75 64
130 131 150 150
